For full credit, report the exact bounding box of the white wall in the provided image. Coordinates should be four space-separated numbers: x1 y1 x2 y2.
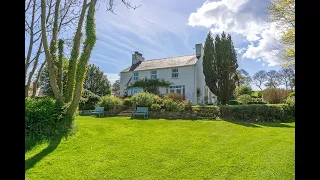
120 65 198 104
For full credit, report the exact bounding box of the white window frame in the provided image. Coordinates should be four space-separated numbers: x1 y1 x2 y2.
151 70 157 79
133 72 139 81
172 68 178 78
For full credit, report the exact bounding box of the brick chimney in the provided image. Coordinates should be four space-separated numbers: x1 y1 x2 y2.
132 51 145 64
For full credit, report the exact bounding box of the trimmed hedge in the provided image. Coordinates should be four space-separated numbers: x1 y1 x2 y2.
228 100 239 105
219 104 294 122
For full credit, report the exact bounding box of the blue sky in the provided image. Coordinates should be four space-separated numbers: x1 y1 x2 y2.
26 0 284 90
90 0 283 90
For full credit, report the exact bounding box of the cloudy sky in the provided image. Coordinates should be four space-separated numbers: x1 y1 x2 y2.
26 0 284 90
90 0 283 89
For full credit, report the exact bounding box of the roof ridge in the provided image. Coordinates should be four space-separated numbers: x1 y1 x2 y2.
144 54 195 62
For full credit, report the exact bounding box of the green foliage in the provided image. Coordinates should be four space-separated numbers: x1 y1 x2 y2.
236 94 252 104
128 78 171 95
263 88 291 104
204 95 208 105
248 101 267 104
228 100 239 105
258 91 263 98
203 31 238 105
288 91 295 97
219 104 294 122
267 0 295 64
130 91 159 107
79 89 101 110
166 93 184 102
84 64 111 96
196 87 202 104
163 98 184 112
182 100 193 111
150 104 161 111
191 106 221 119
25 97 71 139
234 86 252 97
98 95 122 111
123 98 132 107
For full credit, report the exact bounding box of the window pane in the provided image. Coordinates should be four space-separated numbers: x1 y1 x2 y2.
170 89 174 93
176 89 181 94
151 71 157 75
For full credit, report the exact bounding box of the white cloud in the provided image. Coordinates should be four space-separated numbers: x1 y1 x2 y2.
188 0 269 42
187 0 283 66
242 23 283 66
104 73 120 84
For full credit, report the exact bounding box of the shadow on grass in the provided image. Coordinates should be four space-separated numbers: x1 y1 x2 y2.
25 133 64 172
223 119 295 128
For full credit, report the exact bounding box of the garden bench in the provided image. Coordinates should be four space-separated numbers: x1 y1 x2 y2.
132 107 148 119
91 107 104 117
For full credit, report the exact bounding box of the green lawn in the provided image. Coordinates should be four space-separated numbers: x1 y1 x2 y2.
25 116 295 179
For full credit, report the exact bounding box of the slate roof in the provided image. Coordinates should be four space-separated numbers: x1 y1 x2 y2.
120 54 198 72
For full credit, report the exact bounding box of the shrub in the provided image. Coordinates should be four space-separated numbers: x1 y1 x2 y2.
166 93 184 102
257 91 263 98
285 97 295 116
98 95 123 111
130 91 159 107
79 89 101 110
182 100 193 111
236 94 252 104
248 101 267 104
123 98 132 107
25 97 70 139
219 104 293 122
228 100 239 105
204 96 208 105
150 104 161 111
263 88 291 104
235 86 252 97
288 91 295 97
191 106 220 119
163 98 184 112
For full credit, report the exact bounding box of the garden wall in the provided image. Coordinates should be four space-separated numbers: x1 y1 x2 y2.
148 104 294 122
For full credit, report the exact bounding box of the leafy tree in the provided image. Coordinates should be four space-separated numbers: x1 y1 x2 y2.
203 31 238 105
127 78 171 95
267 0 295 64
265 70 281 88
84 64 111 96
40 0 140 117
253 70 267 90
236 69 252 86
112 79 120 95
234 86 252 97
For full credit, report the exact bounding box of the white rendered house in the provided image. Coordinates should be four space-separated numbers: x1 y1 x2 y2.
119 44 216 104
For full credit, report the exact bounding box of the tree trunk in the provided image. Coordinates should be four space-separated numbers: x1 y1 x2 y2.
25 0 37 84
65 0 88 103
40 0 63 103
25 38 43 98
32 61 46 97
67 0 97 117
57 39 64 92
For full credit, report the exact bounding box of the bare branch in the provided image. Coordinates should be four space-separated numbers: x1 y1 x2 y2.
25 0 32 13
106 0 141 15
